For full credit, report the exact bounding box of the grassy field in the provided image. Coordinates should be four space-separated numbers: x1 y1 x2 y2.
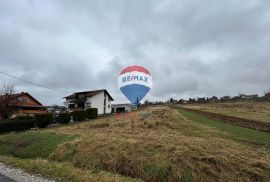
181 101 270 123
178 108 270 145
0 132 76 158
0 106 269 181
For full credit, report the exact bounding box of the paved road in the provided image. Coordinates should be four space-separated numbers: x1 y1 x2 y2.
0 173 16 182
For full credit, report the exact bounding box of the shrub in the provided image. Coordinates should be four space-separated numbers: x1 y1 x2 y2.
85 108 98 119
35 114 53 128
58 112 71 124
0 116 36 133
72 110 86 121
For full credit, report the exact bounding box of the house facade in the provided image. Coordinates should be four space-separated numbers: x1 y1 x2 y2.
0 92 47 119
63 89 113 115
111 103 137 113
239 94 259 99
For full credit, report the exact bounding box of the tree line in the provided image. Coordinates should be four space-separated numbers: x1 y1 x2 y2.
144 91 270 105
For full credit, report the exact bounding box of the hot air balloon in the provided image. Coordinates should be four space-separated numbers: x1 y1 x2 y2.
118 65 152 105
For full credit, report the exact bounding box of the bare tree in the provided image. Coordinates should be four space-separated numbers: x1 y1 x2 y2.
0 83 15 120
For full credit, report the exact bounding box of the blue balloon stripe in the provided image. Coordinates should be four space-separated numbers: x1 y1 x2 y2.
120 84 150 105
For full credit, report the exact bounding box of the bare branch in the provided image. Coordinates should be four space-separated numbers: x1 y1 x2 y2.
0 83 15 95
0 83 16 120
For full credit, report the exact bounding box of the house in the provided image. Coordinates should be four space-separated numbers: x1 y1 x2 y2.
220 96 231 101
63 89 114 115
209 96 218 102
265 92 270 98
46 106 65 117
111 103 137 113
232 96 241 101
239 94 259 99
0 92 47 119
197 97 207 103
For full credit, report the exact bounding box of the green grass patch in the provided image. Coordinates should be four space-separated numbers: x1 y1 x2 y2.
180 167 194 182
0 131 76 159
177 109 270 145
144 162 171 180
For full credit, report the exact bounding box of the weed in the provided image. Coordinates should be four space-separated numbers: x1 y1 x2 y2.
181 168 193 182
144 162 171 181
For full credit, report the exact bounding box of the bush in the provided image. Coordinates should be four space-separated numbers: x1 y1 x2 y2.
35 114 53 128
57 109 97 124
71 110 86 121
86 108 98 119
58 112 71 124
0 116 36 133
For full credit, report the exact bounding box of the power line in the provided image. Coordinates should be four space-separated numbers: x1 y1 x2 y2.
0 71 69 94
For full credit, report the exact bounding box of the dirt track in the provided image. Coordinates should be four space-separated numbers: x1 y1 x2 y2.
180 107 270 132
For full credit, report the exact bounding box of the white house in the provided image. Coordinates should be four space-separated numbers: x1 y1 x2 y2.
63 89 114 115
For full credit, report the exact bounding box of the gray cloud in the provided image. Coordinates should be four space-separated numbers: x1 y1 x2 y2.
0 0 269 105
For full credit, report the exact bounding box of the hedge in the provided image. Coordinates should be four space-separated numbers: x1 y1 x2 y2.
0 108 99 133
71 110 86 121
56 108 98 124
35 114 53 128
0 116 36 133
58 112 71 124
86 108 98 119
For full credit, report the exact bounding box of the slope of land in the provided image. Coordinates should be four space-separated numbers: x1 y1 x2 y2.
181 102 270 123
0 106 269 182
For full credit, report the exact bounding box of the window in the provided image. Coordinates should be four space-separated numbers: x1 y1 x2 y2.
78 94 84 99
108 104 110 109
22 98 28 103
69 104 75 109
86 102 91 107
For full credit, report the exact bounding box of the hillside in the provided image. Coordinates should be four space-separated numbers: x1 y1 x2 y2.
181 102 270 123
0 105 269 181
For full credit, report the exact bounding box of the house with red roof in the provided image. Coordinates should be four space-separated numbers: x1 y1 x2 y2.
0 92 47 120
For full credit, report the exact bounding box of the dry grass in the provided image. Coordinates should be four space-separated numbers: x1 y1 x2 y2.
182 102 270 123
0 156 141 182
48 106 270 181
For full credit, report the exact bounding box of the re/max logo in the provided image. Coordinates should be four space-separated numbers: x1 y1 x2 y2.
122 75 149 83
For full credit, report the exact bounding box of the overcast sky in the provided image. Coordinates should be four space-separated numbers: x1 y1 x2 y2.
0 0 269 105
